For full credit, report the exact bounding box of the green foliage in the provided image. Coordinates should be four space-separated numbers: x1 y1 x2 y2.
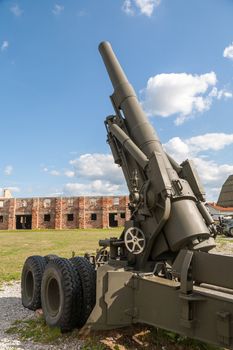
150 328 222 350
6 318 61 343
6 318 106 348
82 339 107 350
6 318 223 349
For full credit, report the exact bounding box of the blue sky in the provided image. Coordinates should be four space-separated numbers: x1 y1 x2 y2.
0 0 233 201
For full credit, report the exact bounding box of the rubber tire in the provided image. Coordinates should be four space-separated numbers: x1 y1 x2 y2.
70 256 96 327
44 254 59 264
41 257 82 331
21 255 46 310
229 227 233 237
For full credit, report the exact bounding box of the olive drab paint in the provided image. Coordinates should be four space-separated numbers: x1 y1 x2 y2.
86 43 233 349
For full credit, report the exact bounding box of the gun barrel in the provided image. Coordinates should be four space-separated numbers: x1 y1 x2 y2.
99 41 167 163
99 41 129 90
100 42 213 256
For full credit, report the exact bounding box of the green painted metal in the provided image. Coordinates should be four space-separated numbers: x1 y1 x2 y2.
86 42 233 349
99 41 216 267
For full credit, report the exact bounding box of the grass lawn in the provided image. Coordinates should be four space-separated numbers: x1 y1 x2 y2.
0 228 122 284
0 229 231 285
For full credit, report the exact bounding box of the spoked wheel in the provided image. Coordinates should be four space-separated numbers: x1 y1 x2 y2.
124 227 146 254
41 257 82 331
229 227 233 237
21 255 46 310
70 256 96 327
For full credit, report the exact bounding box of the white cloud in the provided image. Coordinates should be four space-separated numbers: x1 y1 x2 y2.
135 0 160 16
10 4 23 17
42 167 61 176
63 153 126 196
209 87 232 100
122 0 160 17
192 157 233 184
164 133 233 162
141 72 220 125
70 153 123 183
50 170 60 176
223 43 233 61
64 170 75 178
141 72 232 125
1 41 9 52
52 4 64 15
164 137 190 162
222 91 233 99
163 132 233 201
187 133 233 153
40 154 126 196
4 165 13 176
122 0 134 15
64 180 123 196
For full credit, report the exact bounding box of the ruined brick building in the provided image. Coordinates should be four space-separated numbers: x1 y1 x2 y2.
0 193 130 230
2 174 232 230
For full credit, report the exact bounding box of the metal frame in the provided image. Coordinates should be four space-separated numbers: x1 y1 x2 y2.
88 251 233 348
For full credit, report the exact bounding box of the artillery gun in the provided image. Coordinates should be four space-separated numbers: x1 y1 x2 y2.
21 42 233 348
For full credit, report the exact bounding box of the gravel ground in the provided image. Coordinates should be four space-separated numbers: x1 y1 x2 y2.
0 282 83 350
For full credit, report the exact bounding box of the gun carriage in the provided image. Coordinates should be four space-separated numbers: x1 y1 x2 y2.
21 42 233 348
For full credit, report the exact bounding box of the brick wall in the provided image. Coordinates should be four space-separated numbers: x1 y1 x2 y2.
8 199 16 230
0 198 11 230
85 197 103 229
61 197 79 229
38 198 56 229
32 198 39 229
0 195 129 230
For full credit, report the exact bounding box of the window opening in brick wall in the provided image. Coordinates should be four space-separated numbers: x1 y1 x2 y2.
109 213 118 227
113 197 120 205
91 213 97 221
44 214 51 222
16 215 32 229
0 215 3 222
0 201 4 208
120 212 125 219
67 213 74 221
